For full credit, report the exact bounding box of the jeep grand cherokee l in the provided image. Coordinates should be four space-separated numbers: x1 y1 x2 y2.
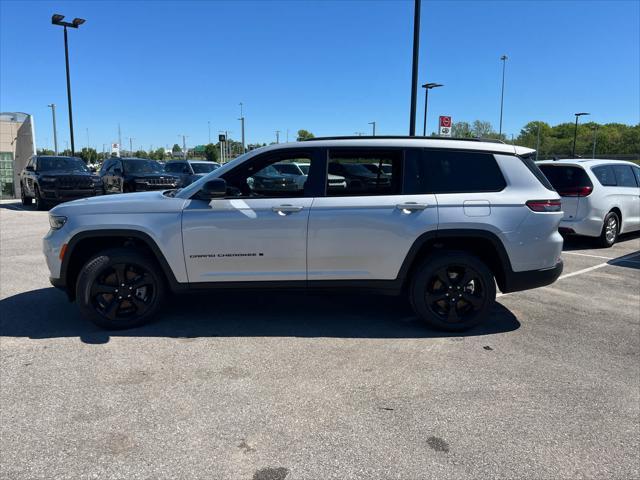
44 137 563 331
20 155 104 210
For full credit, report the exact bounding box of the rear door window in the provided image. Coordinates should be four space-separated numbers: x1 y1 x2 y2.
405 150 505 194
612 165 638 187
592 165 617 186
326 149 402 196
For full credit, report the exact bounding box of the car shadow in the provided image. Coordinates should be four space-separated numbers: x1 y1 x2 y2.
562 231 640 251
0 201 34 211
0 288 520 344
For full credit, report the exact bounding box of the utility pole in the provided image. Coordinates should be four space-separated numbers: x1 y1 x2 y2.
408 0 421 136
275 130 280 144
499 55 508 136
48 104 58 155
128 137 134 156
239 102 245 153
178 134 188 160
368 121 376 136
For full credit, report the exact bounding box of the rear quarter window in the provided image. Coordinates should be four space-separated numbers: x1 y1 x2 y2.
405 150 506 194
592 165 617 186
612 165 638 187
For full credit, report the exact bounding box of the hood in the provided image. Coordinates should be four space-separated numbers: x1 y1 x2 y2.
39 170 94 177
50 190 187 215
125 172 179 180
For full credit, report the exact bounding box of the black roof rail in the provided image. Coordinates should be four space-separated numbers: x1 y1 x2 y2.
302 135 506 144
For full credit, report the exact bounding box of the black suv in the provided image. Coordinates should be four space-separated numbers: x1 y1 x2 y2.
100 157 179 194
20 156 104 210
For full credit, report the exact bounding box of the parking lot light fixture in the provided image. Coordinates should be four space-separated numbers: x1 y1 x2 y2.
421 83 443 136
368 121 376 136
499 55 508 136
51 13 85 157
572 112 590 157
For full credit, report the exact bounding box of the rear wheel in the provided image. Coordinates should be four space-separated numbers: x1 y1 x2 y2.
20 183 32 206
76 248 165 329
597 211 619 248
34 185 48 210
410 251 496 332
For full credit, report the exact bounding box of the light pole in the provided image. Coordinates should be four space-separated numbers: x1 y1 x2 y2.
535 122 541 161
178 135 188 160
128 137 135 156
498 55 508 137
592 125 598 159
572 112 589 158
51 14 85 156
421 83 443 136
239 103 245 153
275 130 280 144
47 103 58 155
368 121 376 136
409 0 421 136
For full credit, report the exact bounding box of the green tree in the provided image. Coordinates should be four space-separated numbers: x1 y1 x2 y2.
36 148 55 155
451 121 473 138
296 129 315 141
172 143 181 153
204 143 218 162
79 147 98 165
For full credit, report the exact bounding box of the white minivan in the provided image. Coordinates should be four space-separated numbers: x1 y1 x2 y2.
538 159 640 247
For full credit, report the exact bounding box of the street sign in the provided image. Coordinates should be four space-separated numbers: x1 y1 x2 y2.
111 143 120 156
439 116 452 137
218 134 226 142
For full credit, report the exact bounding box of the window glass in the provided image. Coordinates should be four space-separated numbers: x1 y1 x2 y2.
222 154 312 198
327 149 401 196
612 165 637 187
538 165 592 189
522 156 554 190
164 162 183 173
407 150 505 194
633 166 640 186
592 165 617 186
37 156 89 172
122 159 163 174
191 163 218 174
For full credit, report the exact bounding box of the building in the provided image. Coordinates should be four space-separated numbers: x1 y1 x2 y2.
0 112 36 199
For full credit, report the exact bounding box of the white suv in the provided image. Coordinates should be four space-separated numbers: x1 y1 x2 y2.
538 159 640 247
44 137 564 331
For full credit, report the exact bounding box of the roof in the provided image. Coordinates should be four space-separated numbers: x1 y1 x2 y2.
252 137 534 156
537 158 639 168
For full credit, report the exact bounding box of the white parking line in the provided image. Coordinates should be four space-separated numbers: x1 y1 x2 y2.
563 251 614 260
498 250 640 298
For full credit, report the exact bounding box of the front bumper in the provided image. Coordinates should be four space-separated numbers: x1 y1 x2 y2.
501 260 564 293
41 187 103 203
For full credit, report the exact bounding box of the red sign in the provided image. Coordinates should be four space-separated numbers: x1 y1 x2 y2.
439 116 452 128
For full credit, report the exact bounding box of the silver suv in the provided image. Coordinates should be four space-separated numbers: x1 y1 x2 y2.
44 137 564 331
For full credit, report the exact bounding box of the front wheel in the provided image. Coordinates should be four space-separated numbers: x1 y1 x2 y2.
76 248 165 329
410 251 496 332
597 212 619 248
34 185 48 210
20 183 32 206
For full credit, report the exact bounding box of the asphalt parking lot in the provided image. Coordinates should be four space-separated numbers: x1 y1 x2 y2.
1 200 639 480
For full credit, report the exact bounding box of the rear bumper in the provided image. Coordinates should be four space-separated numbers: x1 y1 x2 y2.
501 260 563 293
559 217 603 238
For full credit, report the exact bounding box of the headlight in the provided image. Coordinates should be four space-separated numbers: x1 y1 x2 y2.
49 215 67 230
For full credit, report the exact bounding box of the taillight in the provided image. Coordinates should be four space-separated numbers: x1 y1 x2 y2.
557 186 593 197
526 200 562 212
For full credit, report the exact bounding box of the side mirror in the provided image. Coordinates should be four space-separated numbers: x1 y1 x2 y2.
25 165 34 172
197 178 227 200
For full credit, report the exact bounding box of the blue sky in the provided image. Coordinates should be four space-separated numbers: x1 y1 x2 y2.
1 0 639 151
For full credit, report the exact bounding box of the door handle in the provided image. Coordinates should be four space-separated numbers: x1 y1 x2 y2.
396 202 428 212
272 204 304 215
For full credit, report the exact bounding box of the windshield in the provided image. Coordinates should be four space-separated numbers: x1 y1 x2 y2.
191 163 219 174
38 156 89 172
123 159 164 174
298 164 310 175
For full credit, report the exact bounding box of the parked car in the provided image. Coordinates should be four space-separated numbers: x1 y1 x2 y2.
19 155 104 210
164 160 220 187
272 161 347 191
247 164 299 194
99 157 180 194
328 161 392 193
44 137 563 331
537 159 640 247
362 163 393 176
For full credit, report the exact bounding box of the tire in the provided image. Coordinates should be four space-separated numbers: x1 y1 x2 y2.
597 211 619 248
410 251 496 332
34 185 48 211
20 183 32 206
75 248 166 330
